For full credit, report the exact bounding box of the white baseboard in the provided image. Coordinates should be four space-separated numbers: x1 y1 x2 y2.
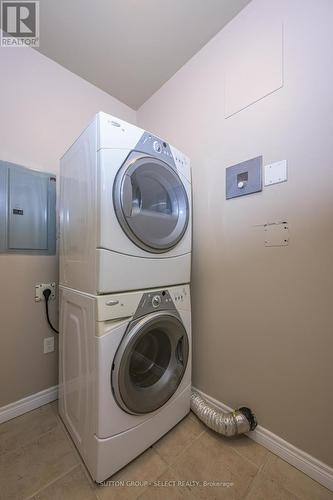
0 385 59 425
192 387 333 492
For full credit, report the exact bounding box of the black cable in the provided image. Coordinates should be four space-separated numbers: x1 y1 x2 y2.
43 288 59 334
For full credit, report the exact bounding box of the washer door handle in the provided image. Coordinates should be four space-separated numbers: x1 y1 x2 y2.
176 336 184 365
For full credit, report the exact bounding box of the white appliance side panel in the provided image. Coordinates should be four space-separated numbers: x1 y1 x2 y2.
98 149 192 259
92 385 191 482
97 112 143 150
96 249 191 294
96 309 191 438
59 287 96 458
60 120 97 294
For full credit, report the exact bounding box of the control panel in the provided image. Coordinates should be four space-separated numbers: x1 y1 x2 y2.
96 285 190 322
135 132 176 169
169 146 191 182
172 290 186 303
138 289 174 314
173 152 188 169
134 287 189 320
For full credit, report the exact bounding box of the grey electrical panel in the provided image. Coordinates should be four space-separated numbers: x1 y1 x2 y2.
0 161 56 254
226 156 262 199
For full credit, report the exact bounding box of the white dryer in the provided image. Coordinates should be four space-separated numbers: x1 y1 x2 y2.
59 112 192 294
58 284 191 483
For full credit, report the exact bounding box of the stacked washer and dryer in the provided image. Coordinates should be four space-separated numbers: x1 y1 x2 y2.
58 112 192 482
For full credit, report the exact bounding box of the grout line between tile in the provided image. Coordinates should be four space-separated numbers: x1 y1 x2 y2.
242 466 262 500
189 412 268 471
0 411 60 460
24 463 80 500
168 428 264 499
163 427 206 469
0 421 65 466
224 441 267 471
190 417 271 473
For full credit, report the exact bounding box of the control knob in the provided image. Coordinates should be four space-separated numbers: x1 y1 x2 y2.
152 295 161 308
153 141 162 153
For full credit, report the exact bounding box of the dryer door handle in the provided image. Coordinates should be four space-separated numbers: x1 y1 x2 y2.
122 175 133 217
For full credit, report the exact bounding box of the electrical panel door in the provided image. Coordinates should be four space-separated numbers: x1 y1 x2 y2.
0 161 56 254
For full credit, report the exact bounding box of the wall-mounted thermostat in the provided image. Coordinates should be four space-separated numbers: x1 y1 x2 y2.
0 161 56 254
226 156 262 199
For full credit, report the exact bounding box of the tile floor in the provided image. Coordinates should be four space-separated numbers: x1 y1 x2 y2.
0 401 332 499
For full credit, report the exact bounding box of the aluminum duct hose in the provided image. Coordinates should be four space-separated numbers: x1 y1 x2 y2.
191 391 257 437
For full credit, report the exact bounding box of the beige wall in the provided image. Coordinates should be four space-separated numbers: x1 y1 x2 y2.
1 0 332 469
0 47 135 407
138 0 333 467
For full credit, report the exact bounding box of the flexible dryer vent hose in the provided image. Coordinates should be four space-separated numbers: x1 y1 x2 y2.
190 391 257 437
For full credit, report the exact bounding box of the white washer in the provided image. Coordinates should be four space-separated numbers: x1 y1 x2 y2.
58 284 191 483
59 112 192 294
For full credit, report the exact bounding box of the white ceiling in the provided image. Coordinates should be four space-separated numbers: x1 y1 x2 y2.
36 0 251 109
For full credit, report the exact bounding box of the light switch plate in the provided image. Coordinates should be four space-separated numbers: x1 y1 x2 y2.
264 160 287 186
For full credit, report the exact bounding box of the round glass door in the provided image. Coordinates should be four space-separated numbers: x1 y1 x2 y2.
113 155 189 253
112 312 189 414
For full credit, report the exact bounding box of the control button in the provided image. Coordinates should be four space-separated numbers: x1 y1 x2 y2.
105 299 119 306
152 295 161 307
153 141 161 153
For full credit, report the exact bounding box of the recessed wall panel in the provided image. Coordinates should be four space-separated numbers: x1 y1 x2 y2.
224 18 283 117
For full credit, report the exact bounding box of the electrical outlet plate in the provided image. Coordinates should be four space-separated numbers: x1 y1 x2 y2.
44 336 55 354
35 282 56 302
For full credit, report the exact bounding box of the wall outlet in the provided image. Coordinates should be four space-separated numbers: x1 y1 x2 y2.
43 336 55 354
35 282 56 302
